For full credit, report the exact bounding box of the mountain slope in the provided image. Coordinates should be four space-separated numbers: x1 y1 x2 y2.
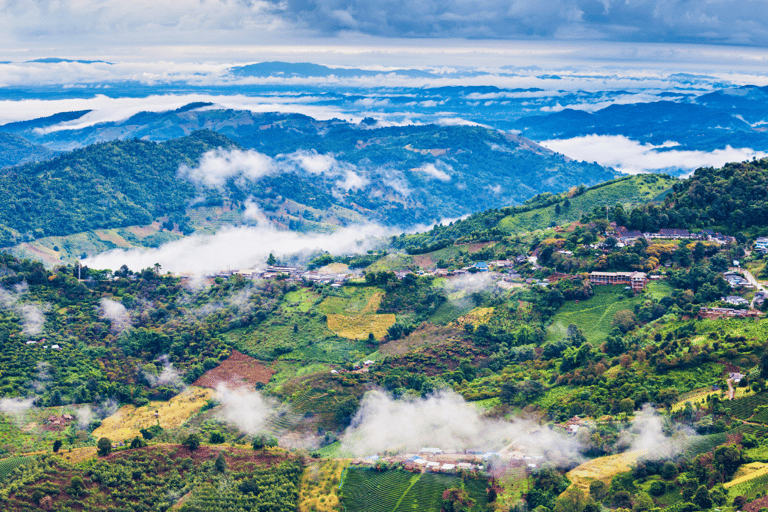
0 130 236 246
0 109 618 246
0 132 57 168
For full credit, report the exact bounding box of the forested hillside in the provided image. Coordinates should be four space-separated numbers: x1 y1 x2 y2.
618 159 768 235
0 130 235 246
0 110 618 253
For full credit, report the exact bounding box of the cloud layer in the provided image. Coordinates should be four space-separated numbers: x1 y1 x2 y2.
4 0 768 49
83 222 392 274
541 134 768 174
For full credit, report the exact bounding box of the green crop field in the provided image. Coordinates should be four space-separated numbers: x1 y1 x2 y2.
340 468 488 512
546 286 644 345
0 457 33 479
730 392 768 420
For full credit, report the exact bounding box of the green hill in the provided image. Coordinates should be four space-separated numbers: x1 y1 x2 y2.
391 173 676 254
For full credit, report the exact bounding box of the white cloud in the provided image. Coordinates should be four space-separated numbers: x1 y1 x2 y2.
341 389 581 461
243 196 268 223
83 223 394 274
179 147 276 188
0 397 35 416
336 169 370 190
98 298 132 334
541 134 768 174
215 384 278 436
289 149 337 175
414 161 452 181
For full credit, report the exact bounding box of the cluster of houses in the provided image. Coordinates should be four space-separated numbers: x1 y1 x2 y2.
699 307 762 319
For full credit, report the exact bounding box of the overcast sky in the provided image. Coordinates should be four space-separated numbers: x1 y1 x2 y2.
3 0 768 68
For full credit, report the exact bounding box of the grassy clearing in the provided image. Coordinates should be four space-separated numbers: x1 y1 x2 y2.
566 450 646 494
299 459 349 512
547 286 644 345
0 405 95 455
285 288 321 313
645 281 673 300
92 386 215 442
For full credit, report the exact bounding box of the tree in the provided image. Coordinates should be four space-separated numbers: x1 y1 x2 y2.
209 431 225 444
589 480 607 501
67 476 85 497
619 398 635 416
267 253 276 266
760 351 768 379
252 435 266 450
215 452 227 473
692 485 712 510
97 437 112 457
657 388 679 411
442 487 475 512
633 491 654 512
612 309 637 333
183 433 200 451
52 439 62 453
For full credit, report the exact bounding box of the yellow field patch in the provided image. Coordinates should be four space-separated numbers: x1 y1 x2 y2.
317 263 350 275
55 447 98 464
94 229 132 248
299 459 348 512
566 450 646 493
92 387 215 442
672 389 720 412
725 462 768 489
455 307 495 327
125 223 161 238
363 292 384 313
327 314 396 340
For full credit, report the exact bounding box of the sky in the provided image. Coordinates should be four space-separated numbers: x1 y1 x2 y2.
2 0 768 70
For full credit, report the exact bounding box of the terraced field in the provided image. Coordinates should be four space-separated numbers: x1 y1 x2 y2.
321 287 395 340
730 391 768 421
726 463 768 499
340 468 488 512
0 456 33 479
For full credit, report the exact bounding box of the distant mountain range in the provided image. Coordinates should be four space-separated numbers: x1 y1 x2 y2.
0 108 616 255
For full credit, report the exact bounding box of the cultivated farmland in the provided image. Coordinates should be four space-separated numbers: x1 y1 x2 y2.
92 387 215 442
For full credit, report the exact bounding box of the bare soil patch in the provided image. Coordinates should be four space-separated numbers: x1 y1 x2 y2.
194 350 275 389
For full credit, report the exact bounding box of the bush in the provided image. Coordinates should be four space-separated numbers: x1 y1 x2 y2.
183 433 200 451
649 480 666 496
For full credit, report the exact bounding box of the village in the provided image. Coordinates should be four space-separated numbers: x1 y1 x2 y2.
161 223 768 325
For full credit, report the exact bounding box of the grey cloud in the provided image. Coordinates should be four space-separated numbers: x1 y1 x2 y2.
275 0 768 45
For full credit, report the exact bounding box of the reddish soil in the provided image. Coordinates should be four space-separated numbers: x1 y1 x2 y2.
193 350 275 389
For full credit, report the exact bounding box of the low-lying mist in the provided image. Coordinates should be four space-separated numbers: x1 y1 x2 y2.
340 390 582 462
84 223 394 274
